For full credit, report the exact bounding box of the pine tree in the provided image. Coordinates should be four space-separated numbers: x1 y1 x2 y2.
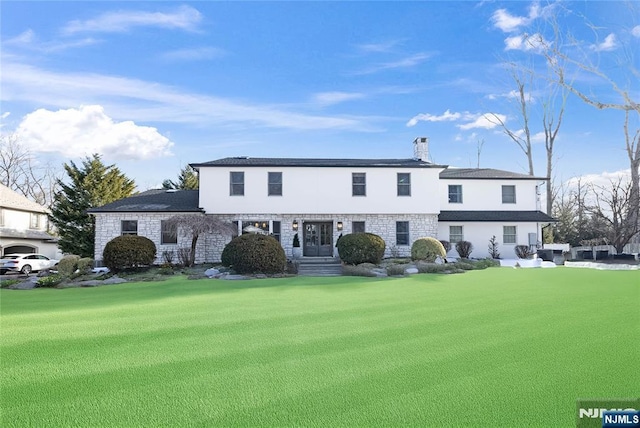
49 154 135 257
162 165 198 190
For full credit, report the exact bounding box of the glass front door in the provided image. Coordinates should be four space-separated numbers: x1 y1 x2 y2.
303 222 333 256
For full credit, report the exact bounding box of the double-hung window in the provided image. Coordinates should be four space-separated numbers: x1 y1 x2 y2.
121 220 138 235
397 173 411 196
449 226 463 243
352 221 365 233
268 172 282 196
161 220 177 244
448 185 463 203
503 226 517 244
396 221 410 245
352 173 366 196
230 172 244 196
502 185 516 203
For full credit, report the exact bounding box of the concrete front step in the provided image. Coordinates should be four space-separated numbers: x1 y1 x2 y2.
296 257 343 276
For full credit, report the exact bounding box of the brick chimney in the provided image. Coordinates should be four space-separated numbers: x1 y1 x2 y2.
413 137 429 162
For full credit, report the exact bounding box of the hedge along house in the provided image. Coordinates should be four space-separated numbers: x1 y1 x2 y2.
89 138 555 264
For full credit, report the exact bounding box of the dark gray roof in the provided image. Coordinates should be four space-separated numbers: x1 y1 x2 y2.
88 190 201 213
191 157 446 168
0 228 58 241
440 168 545 180
438 210 556 222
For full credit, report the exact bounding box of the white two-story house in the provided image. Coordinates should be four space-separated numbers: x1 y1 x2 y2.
90 138 554 263
0 183 59 258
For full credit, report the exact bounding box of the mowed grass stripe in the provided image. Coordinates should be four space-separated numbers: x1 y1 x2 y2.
1 269 638 427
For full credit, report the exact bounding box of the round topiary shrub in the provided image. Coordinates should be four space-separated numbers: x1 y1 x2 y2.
221 234 286 274
411 237 447 262
57 254 81 277
103 235 157 272
336 232 386 265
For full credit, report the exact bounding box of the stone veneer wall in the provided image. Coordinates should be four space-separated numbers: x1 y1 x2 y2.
94 212 439 264
93 212 218 265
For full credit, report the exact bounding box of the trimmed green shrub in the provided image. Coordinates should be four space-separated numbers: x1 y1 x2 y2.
342 264 378 277
386 264 407 276
221 234 286 274
0 279 21 289
455 240 474 259
411 237 446 262
415 262 450 274
453 261 475 270
473 258 501 269
37 274 64 288
57 255 81 277
337 233 385 265
77 257 94 274
103 235 157 273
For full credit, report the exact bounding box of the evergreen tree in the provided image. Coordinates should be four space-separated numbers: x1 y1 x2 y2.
49 154 135 257
162 165 198 190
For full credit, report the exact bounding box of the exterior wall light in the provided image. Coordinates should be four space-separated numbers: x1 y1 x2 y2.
337 221 343 231
292 220 299 231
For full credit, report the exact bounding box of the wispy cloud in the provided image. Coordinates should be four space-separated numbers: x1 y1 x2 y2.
406 110 461 127
356 53 431 75
458 113 505 130
633 26 640 38
16 105 173 160
504 33 547 52
4 29 99 53
62 5 202 35
312 91 365 107
355 40 402 53
2 60 375 132
160 47 225 62
491 2 552 33
487 89 536 103
591 33 618 52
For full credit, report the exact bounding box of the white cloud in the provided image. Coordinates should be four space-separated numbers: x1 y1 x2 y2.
357 53 430 74
62 5 202 34
491 2 551 33
5 29 36 45
313 91 365 107
406 110 461 127
566 169 631 190
2 61 372 131
16 105 173 160
591 33 618 52
487 89 536 103
160 47 224 62
492 9 530 33
458 113 505 130
632 26 640 38
4 29 99 53
504 33 547 52
356 40 401 53
1 112 10 119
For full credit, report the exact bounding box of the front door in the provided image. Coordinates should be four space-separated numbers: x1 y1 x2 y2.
303 222 333 256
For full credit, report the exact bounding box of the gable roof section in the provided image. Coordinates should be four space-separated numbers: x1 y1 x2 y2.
438 210 556 222
440 168 545 180
0 183 49 213
191 157 446 169
88 189 201 213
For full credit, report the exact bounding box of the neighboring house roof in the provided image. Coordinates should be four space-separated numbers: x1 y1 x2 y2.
88 189 201 213
0 183 49 213
0 227 58 241
438 210 556 222
191 157 447 168
440 168 545 180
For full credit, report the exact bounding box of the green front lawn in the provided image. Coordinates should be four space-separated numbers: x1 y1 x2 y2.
1 268 638 427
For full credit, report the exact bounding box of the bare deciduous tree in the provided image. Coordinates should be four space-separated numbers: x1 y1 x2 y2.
0 133 60 206
164 214 236 267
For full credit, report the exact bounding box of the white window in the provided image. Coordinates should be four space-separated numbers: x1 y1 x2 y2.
352 173 366 196
448 185 463 203
30 213 40 229
503 226 517 244
230 172 244 196
161 221 177 244
397 173 411 196
449 226 463 243
121 220 138 235
502 185 516 203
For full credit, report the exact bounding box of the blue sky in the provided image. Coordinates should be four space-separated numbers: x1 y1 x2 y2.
1 1 638 190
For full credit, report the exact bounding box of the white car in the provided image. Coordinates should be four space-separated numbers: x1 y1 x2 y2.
0 254 59 275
